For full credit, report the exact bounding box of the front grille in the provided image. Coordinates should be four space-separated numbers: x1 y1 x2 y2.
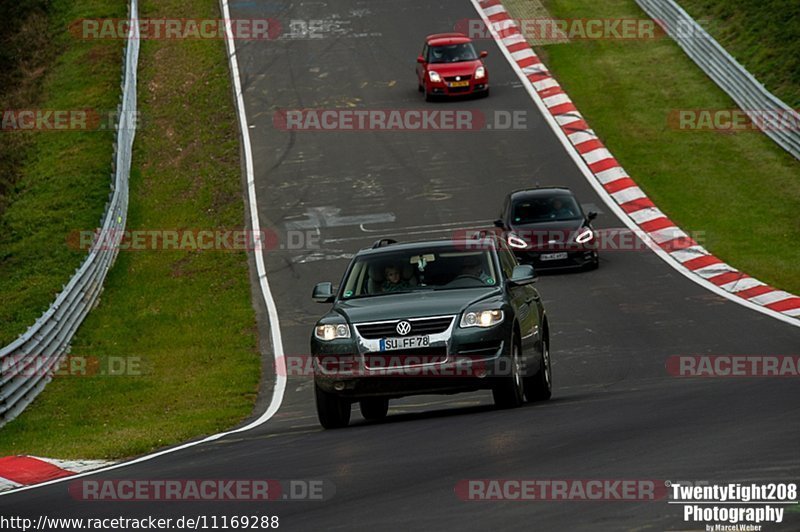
448 86 471 93
355 316 454 339
364 347 448 369
444 75 472 82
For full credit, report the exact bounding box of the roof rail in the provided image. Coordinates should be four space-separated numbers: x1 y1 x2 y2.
371 238 397 249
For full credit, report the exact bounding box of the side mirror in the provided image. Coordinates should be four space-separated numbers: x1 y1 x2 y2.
417 55 426 64
587 211 597 221
312 282 335 303
493 218 505 229
480 51 488 58
508 264 536 286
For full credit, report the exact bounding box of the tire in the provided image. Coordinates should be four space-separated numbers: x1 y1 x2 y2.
480 87 490 99
360 398 389 421
315 383 351 429
492 339 524 408
418 83 424 93
425 91 434 102
524 338 552 402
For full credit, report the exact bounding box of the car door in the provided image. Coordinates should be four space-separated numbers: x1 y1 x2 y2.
498 241 541 369
417 44 429 86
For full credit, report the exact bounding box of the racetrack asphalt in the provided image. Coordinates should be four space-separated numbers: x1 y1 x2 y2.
1 0 798 530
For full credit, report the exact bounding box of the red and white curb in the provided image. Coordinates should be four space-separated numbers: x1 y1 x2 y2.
473 0 800 323
0 456 112 492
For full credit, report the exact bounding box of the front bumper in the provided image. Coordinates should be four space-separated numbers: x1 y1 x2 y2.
311 317 511 399
427 78 489 97
514 248 598 270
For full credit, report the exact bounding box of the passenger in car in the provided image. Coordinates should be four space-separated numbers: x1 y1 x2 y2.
381 264 411 292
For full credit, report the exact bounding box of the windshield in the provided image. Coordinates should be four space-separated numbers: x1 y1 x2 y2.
340 248 498 299
512 195 583 223
428 43 479 64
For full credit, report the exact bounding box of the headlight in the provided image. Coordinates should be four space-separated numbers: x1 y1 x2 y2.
507 234 528 249
575 227 594 244
429 71 442 83
460 309 504 328
475 66 486 79
314 323 351 341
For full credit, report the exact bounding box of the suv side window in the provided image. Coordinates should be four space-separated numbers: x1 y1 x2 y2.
496 241 517 279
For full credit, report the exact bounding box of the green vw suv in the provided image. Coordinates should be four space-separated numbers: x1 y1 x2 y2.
310 235 551 428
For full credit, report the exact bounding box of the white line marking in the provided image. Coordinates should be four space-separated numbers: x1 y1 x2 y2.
720 277 763 293
543 93 571 108
693 263 737 279
611 186 646 204
554 113 583 127
669 246 708 263
469 0 799 327
0 0 289 497
594 166 628 185
749 291 794 306
532 78 559 92
483 4 506 16
628 207 665 225
582 148 614 165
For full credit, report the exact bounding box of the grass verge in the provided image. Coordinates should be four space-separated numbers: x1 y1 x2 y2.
504 0 800 294
0 0 124 344
677 0 800 109
0 0 259 458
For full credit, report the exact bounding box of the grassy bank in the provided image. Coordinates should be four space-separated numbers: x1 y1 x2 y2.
678 0 800 109
504 0 800 294
0 0 259 458
0 0 124 344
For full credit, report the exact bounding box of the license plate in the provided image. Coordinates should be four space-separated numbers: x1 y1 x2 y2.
541 252 568 261
449 81 469 87
380 336 430 351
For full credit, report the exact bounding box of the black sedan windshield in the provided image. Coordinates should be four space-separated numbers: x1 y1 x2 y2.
512 195 583 223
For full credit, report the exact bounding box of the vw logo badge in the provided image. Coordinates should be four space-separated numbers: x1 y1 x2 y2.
455 76 461 81
396 321 412 336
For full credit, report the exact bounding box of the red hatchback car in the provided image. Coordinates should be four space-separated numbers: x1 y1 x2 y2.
417 33 489 101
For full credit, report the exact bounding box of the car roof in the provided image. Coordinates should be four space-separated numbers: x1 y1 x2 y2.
508 187 576 202
356 237 499 257
426 33 471 46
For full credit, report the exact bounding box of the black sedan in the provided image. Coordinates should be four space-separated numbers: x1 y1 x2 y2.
309 235 551 428
495 187 599 270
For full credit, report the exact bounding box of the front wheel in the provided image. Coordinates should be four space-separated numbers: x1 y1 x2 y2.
360 398 389 421
492 340 524 408
524 339 552 401
315 384 351 429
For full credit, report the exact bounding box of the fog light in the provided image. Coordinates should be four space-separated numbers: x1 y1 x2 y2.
334 382 345 391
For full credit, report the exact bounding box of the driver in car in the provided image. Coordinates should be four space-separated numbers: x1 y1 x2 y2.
460 256 491 284
550 198 576 219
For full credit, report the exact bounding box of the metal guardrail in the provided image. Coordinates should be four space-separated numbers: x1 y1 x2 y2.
0 0 139 427
636 0 800 161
